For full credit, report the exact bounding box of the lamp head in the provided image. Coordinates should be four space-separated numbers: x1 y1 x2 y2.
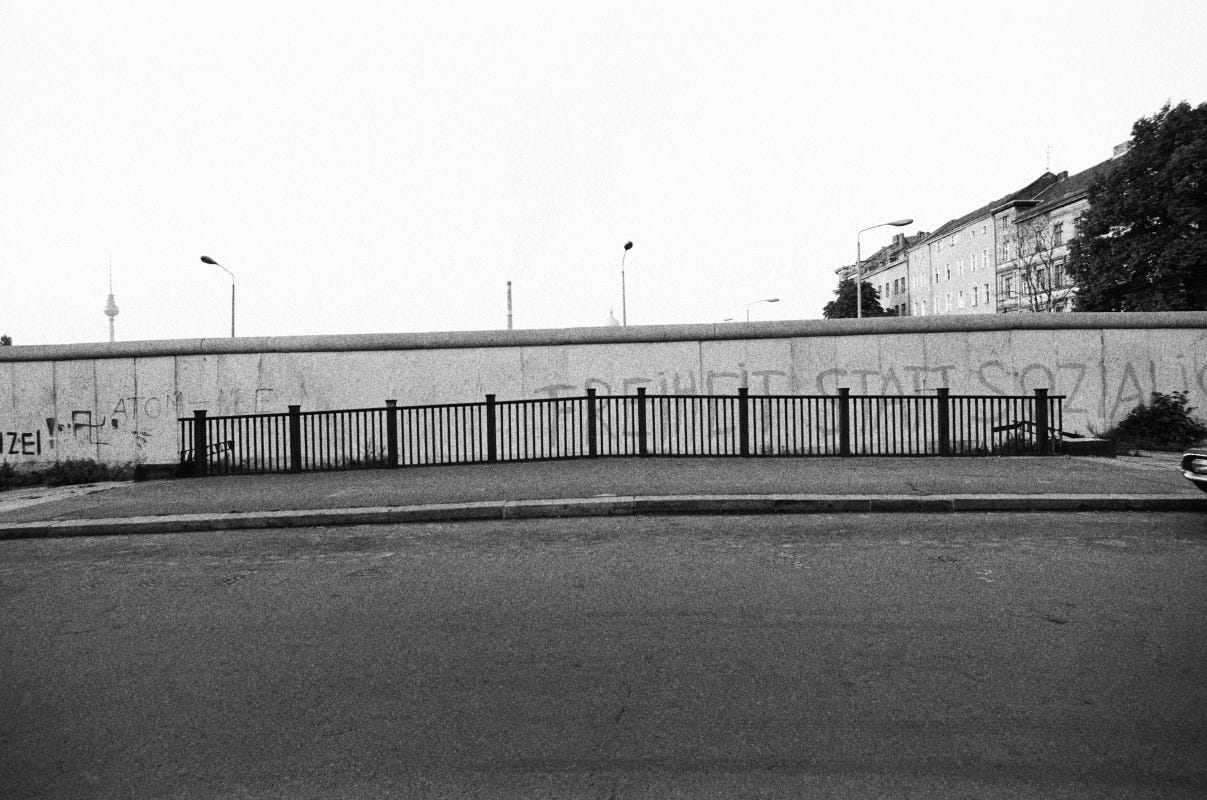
200 255 218 265
889 218 913 227
623 241 633 251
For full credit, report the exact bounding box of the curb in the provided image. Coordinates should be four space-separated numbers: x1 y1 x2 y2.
1 493 1204 540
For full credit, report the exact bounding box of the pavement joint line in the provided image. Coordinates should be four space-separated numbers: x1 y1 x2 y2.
1 493 1204 540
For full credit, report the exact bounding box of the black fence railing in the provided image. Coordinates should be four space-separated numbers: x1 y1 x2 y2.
178 387 1064 476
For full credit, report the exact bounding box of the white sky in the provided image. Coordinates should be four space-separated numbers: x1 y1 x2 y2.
2 1 1205 345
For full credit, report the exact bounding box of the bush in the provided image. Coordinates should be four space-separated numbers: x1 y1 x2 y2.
0 459 133 489
1103 391 1207 451
0 461 42 489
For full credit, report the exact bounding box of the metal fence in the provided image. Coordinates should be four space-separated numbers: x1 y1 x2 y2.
179 387 1064 476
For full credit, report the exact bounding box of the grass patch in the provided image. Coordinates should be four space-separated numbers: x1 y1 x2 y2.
0 459 134 490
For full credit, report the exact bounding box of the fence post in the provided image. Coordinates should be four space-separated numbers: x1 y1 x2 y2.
586 388 598 458
636 387 648 456
288 405 303 472
192 410 208 477
1034 388 1050 456
485 394 497 463
385 399 398 467
838 388 851 457
936 388 951 456
738 387 750 457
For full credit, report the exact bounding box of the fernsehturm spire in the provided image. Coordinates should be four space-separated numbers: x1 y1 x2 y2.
103 257 119 342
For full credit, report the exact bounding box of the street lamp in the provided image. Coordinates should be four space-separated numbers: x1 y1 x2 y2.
855 218 913 319
200 255 235 337
621 241 633 326
746 297 780 322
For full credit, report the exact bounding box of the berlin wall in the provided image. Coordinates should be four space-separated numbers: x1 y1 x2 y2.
2 312 1205 468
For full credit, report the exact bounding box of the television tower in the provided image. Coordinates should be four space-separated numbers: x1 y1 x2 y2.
103 258 119 342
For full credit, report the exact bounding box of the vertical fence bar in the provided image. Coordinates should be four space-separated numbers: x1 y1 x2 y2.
636 387 648 457
738 387 750 457
385 399 398 467
837 388 851 457
936 388 950 457
1051 394 1063 453
288 405 302 472
192 410 208 477
1034 388 1049 456
485 394 498 463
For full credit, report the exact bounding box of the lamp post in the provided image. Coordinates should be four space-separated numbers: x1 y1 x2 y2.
855 219 912 318
746 297 780 322
620 241 633 326
200 255 235 337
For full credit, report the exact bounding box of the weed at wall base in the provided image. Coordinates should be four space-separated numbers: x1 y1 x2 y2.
1103 391 1207 451
0 459 134 489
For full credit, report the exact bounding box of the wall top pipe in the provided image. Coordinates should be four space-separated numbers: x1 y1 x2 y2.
3 312 1206 363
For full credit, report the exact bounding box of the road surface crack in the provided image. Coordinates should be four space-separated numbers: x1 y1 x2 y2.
613 682 633 723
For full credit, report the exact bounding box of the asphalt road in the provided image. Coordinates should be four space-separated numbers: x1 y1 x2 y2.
3 512 1206 799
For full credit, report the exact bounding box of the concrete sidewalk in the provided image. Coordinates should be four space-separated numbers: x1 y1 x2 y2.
1 453 1203 539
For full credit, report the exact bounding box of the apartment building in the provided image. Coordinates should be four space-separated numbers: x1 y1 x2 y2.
829 146 1127 318
908 173 1059 317
836 231 930 316
992 158 1117 313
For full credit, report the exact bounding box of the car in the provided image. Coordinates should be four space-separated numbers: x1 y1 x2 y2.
1181 447 1207 493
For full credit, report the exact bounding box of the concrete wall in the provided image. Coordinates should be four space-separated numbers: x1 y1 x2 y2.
2 312 1205 467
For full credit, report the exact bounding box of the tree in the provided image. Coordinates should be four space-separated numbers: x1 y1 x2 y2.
822 278 893 319
1068 101 1207 311
0 334 11 346
1009 217 1069 312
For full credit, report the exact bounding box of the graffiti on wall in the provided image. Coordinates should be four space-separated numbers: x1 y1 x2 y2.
536 366 790 399
532 358 1207 431
35 391 185 455
4 430 43 455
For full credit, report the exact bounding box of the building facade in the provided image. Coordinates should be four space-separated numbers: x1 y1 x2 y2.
828 145 1127 318
837 231 929 316
907 173 1059 317
992 159 1116 313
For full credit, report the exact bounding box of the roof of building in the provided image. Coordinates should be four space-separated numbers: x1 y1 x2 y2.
1015 158 1116 223
918 172 1061 245
837 231 930 277
862 232 929 272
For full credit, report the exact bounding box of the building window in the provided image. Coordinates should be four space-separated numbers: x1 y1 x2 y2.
945 293 951 312
958 290 965 309
984 283 990 302
1004 277 1013 298
970 253 977 271
921 300 928 316
945 264 951 280
982 248 988 268
972 286 979 306
1053 222 1064 246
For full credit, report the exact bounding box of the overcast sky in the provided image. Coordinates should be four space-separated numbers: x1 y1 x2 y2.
2 1 1205 345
